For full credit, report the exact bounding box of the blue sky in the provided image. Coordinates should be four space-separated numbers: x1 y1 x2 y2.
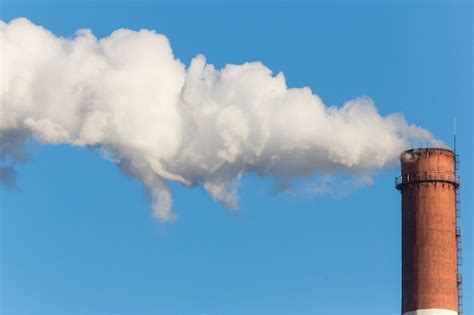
0 1 472 314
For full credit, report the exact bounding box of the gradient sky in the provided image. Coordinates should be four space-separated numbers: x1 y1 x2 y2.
0 1 472 314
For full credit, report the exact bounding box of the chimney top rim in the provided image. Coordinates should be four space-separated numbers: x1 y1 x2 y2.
402 147 454 155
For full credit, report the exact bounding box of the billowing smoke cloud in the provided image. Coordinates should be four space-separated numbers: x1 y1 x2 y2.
0 18 442 220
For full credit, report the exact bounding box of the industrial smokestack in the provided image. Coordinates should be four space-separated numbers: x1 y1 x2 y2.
396 148 461 315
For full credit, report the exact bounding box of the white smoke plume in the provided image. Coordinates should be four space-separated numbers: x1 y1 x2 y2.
0 18 442 220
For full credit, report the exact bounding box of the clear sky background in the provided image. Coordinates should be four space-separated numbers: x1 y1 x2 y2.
0 1 472 314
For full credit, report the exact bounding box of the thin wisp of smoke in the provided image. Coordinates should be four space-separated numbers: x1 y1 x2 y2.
0 18 443 220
